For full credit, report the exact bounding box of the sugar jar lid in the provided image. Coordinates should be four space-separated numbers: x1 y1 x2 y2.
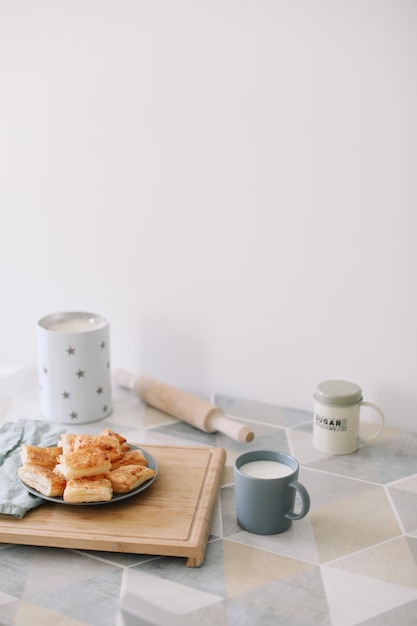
314 380 362 406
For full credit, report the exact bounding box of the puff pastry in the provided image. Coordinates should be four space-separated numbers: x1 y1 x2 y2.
18 464 66 497
57 433 77 454
99 428 127 445
20 445 62 469
99 428 130 451
106 464 156 494
73 434 121 462
110 449 147 470
57 450 112 479
63 477 113 503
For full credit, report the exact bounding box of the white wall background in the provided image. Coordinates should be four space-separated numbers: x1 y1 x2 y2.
1 0 416 431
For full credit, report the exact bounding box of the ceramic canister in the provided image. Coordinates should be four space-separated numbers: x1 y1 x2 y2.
38 311 112 424
312 379 384 454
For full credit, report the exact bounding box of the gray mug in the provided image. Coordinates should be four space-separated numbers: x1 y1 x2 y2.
234 450 310 535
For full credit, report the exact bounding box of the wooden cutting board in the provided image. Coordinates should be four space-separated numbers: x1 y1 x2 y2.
0 444 226 567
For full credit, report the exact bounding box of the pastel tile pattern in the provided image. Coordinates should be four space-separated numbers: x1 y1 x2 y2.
0 369 416 626
387 484 417 533
328 536 417 588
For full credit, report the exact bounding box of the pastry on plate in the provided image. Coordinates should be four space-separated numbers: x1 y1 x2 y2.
99 428 130 451
110 449 147 470
18 464 66 497
73 434 121 462
63 477 113 503
57 450 112 479
57 433 77 454
106 464 156 494
20 445 62 469
99 428 127 445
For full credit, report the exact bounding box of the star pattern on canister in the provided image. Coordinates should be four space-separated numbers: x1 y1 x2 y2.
40 331 112 423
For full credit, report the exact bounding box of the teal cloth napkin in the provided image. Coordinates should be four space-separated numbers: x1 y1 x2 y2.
0 419 66 518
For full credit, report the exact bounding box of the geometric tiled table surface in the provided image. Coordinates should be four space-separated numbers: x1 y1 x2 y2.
0 368 416 626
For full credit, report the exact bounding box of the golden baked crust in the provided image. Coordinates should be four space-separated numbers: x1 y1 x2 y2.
18 464 66 497
63 478 113 503
99 428 127 445
20 445 62 469
106 464 156 494
111 449 147 470
57 433 77 453
57 450 112 479
73 434 121 462
53 463 66 478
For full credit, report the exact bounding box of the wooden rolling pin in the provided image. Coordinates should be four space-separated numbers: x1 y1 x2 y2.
114 370 255 443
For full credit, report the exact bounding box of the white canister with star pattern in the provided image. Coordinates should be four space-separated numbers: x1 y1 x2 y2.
38 311 112 424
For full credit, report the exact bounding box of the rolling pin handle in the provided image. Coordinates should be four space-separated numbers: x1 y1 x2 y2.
208 411 255 443
113 369 136 391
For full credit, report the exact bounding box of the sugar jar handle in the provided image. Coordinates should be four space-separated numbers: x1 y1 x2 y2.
359 401 385 441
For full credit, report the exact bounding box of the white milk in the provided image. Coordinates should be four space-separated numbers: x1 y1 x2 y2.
239 460 293 479
48 317 99 333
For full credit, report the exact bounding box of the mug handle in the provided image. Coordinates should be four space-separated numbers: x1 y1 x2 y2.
285 481 311 521
359 401 385 441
